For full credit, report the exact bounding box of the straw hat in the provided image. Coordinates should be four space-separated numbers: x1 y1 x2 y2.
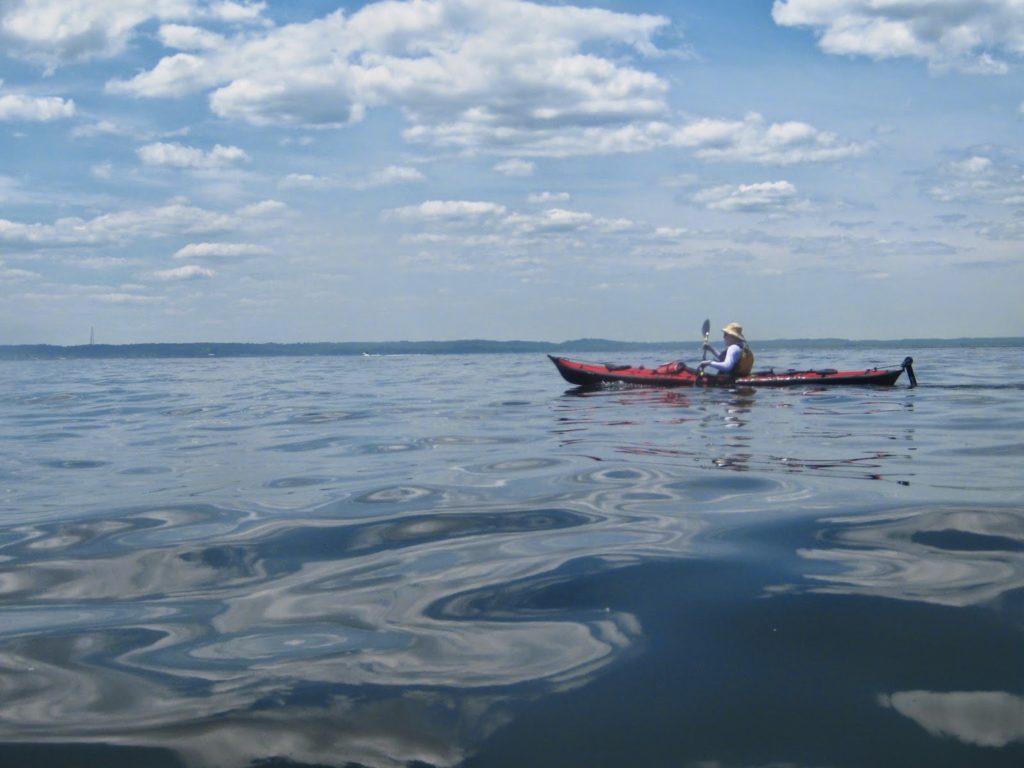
722 322 745 341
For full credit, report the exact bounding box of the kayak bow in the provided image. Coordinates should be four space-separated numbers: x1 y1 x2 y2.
549 355 916 389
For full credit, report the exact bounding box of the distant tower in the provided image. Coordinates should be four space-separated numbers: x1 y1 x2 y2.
90 326 95 345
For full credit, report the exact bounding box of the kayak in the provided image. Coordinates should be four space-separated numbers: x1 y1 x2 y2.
549 355 916 388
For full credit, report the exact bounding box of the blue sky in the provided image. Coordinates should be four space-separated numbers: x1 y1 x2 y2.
1 0 1022 344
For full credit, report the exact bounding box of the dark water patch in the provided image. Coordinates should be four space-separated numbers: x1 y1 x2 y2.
425 435 520 448
475 457 564 473
354 485 437 505
38 459 109 470
463 557 1024 768
262 508 592 564
264 476 337 489
264 436 352 453
912 529 1024 553
176 440 240 452
281 409 371 425
0 742 185 768
669 473 784 502
162 405 227 417
941 442 1024 457
358 440 425 455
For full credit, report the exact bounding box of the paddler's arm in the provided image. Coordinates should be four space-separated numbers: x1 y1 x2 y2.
698 344 742 373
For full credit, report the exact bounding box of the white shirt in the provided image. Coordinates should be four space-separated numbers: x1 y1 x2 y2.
704 343 744 373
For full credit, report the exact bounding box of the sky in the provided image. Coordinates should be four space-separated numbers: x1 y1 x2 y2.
1 0 1023 345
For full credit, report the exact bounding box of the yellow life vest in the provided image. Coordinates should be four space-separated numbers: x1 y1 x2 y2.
735 346 755 376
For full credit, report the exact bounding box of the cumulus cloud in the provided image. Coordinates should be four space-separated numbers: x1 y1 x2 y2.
527 191 570 204
494 159 535 177
159 24 226 51
772 0 1024 74
672 113 868 164
279 165 424 190
84 0 868 164
280 173 335 190
0 261 38 281
926 148 1024 206
93 292 162 304
173 242 271 259
0 0 267 68
691 181 806 212
357 165 426 188
390 198 637 245
237 199 286 217
387 200 508 222
154 264 216 280
105 1 671 137
0 90 75 121
0 200 285 247
507 207 593 232
137 142 250 169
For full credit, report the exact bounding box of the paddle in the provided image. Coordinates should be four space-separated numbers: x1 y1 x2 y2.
700 318 710 360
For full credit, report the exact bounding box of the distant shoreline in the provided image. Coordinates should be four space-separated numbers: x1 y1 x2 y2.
1 337 1020 360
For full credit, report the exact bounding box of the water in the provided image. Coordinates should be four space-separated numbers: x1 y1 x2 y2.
0 345 1022 767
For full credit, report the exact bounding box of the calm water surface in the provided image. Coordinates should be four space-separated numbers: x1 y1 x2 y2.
1 346 1022 767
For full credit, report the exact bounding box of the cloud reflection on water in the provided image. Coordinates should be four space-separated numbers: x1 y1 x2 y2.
881 691 1024 748
797 507 1024 607
0 496 654 767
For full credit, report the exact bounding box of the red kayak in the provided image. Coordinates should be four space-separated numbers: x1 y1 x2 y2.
549 355 916 388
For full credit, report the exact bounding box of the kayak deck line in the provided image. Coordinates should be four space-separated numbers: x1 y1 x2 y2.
549 355 916 389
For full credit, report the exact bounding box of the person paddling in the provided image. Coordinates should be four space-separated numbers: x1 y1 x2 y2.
697 322 754 376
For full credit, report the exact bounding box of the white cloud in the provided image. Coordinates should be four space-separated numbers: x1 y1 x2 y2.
692 180 805 212
76 256 135 269
0 92 75 121
672 112 868 165
0 200 285 248
279 166 425 190
926 148 1024 206
357 165 426 188
654 226 687 238
173 242 271 259
388 200 508 222
773 0 1024 74
237 199 286 217
0 261 38 281
93 292 162 304
280 173 336 190
209 1 267 24
154 264 216 280
137 142 250 169
105 1 670 136
89 1 867 164
159 24 226 51
494 159 535 177
507 207 594 233
0 0 267 68
527 191 570 204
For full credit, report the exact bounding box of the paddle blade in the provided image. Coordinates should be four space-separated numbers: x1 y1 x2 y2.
701 318 710 337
